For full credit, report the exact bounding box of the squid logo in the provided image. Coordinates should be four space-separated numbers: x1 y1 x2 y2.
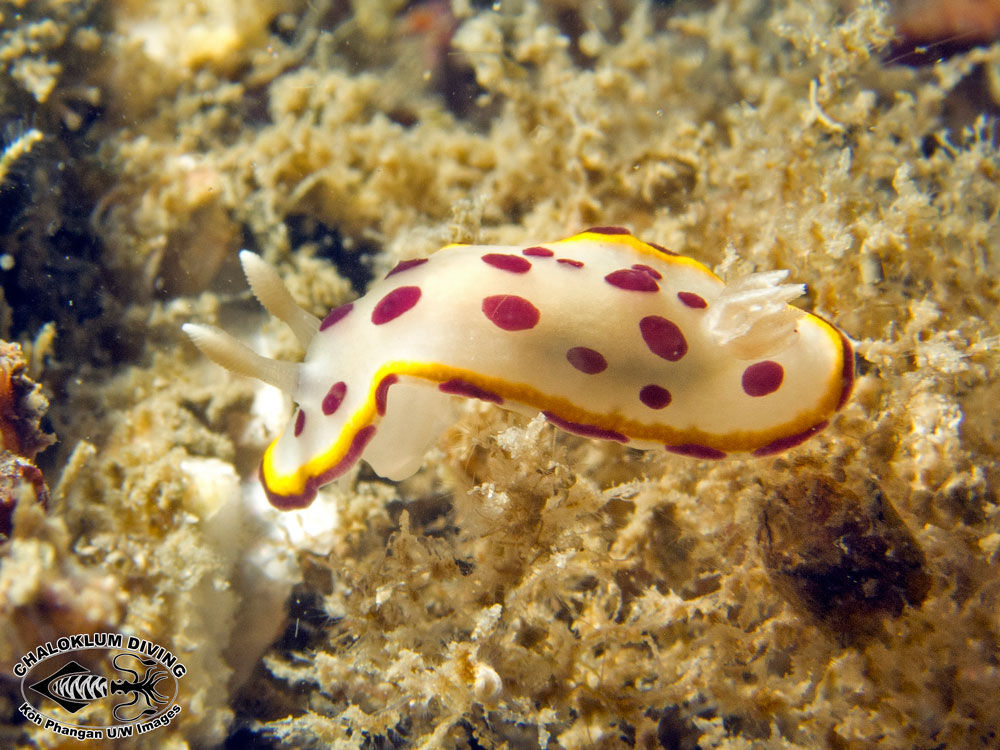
29 654 171 721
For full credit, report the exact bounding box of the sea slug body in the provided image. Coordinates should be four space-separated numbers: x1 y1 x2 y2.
184 228 854 509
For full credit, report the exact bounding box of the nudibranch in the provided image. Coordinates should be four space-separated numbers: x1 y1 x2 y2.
184 228 853 509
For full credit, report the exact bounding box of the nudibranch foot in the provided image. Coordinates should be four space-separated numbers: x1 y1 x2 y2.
184 228 854 510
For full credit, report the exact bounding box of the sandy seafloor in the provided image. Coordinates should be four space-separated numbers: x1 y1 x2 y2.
1 0 999 747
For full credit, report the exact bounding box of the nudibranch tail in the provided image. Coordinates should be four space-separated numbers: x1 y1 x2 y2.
182 322 299 394
239 251 320 348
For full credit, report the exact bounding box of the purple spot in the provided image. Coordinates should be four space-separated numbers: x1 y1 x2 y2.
566 346 608 374
631 263 662 280
543 411 629 443
375 374 398 416
482 295 540 331
742 361 784 397
753 421 829 456
584 226 631 235
372 286 421 325
557 258 584 268
523 246 554 257
439 379 504 404
677 291 707 309
294 409 306 436
265 425 377 510
665 444 726 460
639 385 672 409
605 269 660 292
319 303 354 332
639 316 688 361
385 258 428 278
482 253 531 273
646 241 678 257
322 381 347 416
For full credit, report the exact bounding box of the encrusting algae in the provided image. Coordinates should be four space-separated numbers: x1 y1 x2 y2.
2 0 1000 747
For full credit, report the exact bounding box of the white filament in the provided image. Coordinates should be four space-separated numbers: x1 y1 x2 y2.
705 270 805 359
